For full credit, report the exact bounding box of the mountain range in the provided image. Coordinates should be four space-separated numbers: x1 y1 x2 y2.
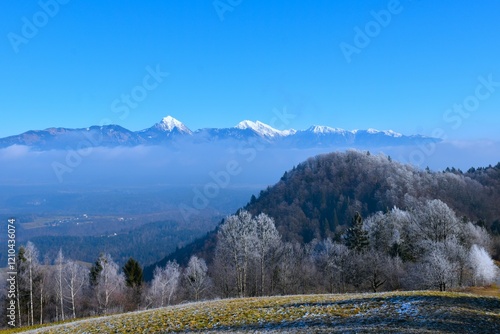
0 116 440 150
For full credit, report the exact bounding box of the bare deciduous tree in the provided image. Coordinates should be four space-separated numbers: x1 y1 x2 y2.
276 242 303 295
411 199 460 243
94 254 125 314
64 260 89 319
21 242 39 326
254 213 281 296
184 256 210 301
54 249 65 321
148 261 181 308
216 210 257 297
424 245 457 291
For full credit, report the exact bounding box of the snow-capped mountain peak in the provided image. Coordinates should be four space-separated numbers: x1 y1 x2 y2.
235 120 268 131
364 128 402 137
308 125 348 135
383 130 403 137
0 116 439 150
155 116 192 134
235 120 292 137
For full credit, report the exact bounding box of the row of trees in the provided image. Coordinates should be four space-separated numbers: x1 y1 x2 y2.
2 200 498 328
1 246 210 328
209 202 498 297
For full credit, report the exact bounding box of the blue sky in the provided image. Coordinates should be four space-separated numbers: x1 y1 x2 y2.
1 0 499 140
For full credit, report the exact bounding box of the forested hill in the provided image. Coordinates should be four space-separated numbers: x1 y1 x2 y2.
246 151 500 242
144 150 500 280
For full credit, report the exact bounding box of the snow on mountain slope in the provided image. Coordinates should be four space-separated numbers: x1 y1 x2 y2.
0 115 438 150
307 125 350 135
235 120 294 137
151 116 193 134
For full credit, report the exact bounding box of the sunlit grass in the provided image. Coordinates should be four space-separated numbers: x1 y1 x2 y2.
457 284 500 298
3 291 499 333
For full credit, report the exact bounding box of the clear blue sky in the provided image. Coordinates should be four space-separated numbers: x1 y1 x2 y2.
1 0 499 140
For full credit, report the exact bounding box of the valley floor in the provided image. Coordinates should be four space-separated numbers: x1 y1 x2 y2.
7 291 500 334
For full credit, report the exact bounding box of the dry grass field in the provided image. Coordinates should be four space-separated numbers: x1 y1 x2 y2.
2 290 499 334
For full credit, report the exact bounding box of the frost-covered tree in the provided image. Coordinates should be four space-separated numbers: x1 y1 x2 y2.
423 245 457 291
442 237 469 287
216 210 258 297
64 260 89 319
364 207 412 258
411 199 460 243
469 245 497 286
462 222 492 251
384 255 405 291
94 254 125 314
148 261 181 307
37 262 49 325
20 242 40 325
254 213 281 296
184 256 210 301
54 249 65 321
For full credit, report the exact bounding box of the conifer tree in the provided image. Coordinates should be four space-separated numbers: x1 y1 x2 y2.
344 212 369 252
89 254 104 287
123 258 143 289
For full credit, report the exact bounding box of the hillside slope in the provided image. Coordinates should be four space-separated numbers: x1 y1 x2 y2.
11 292 500 333
145 150 500 279
245 151 498 241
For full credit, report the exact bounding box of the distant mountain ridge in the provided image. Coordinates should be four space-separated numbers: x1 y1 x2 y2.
0 115 440 150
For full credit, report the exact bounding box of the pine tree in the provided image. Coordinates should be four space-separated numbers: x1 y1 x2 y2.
123 258 143 288
89 254 104 287
343 212 369 252
250 194 257 204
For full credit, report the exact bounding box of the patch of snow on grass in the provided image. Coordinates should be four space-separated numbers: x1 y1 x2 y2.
396 301 419 317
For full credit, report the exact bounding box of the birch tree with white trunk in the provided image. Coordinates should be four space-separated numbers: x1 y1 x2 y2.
54 249 65 321
22 242 40 326
64 260 89 318
95 254 125 314
148 261 181 307
184 256 210 301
